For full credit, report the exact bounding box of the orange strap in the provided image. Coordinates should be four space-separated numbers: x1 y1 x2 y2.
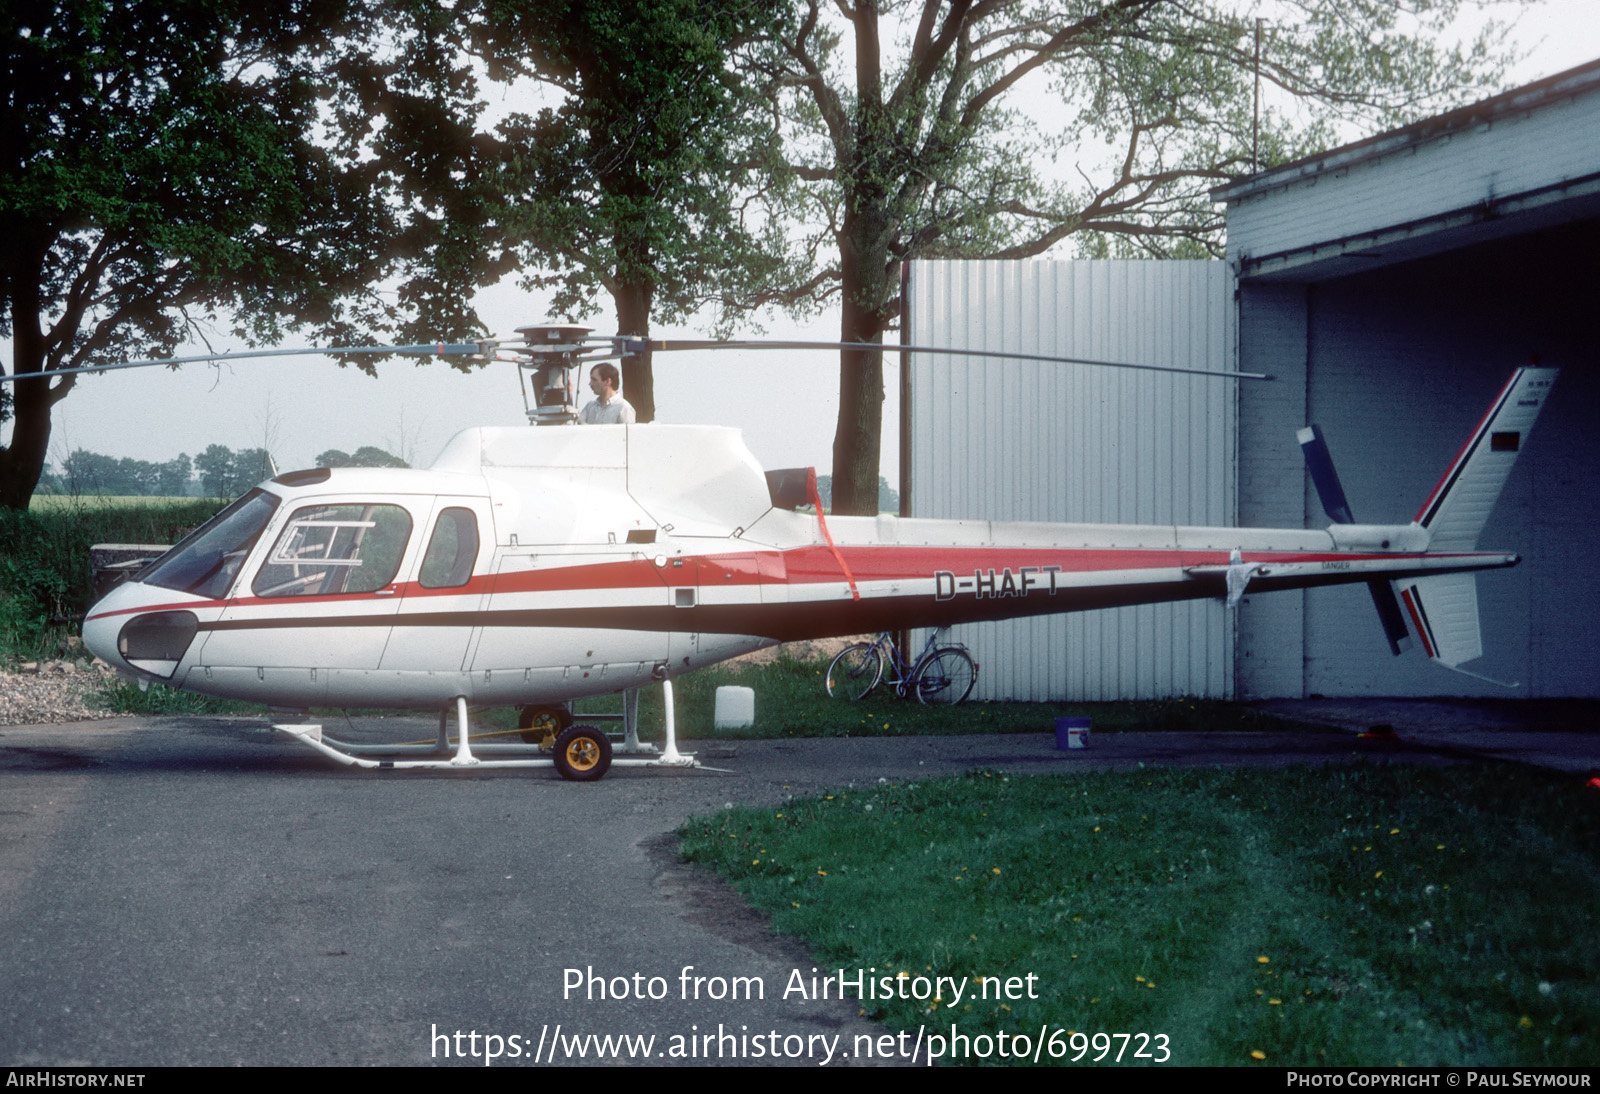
809 468 860 601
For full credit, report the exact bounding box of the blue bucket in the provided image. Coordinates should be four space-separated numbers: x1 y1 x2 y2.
1054 716 1090 750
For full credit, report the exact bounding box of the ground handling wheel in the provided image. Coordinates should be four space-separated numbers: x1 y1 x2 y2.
518 704 573 745
553 724 612 781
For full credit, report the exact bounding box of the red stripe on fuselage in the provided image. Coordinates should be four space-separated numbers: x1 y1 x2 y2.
84 544 1478 623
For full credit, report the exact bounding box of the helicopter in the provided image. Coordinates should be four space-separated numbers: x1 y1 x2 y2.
15 325 1555 780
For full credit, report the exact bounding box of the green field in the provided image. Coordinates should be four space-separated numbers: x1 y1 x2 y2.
28 494 222 511
681 764 1600 1067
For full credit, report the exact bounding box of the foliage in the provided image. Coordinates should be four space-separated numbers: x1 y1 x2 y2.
315 445 409 468
751 0 1528 512
682 764 1600 1066
37 451 195 497
0 498 221 659
194 445 272 498
96 677 266 716
385 0 796 422
813 473 898 513
0 1 400 509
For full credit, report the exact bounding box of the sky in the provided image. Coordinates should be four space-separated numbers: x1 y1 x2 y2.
10 0 1600 485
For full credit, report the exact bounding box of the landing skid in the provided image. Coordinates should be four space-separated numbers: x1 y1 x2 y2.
273 681 715 780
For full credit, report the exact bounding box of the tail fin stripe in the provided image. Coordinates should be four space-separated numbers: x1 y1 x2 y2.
1413 370 1521 527
1400 586 1437 659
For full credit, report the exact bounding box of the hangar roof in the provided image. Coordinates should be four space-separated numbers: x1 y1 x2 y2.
1213 59 1600 282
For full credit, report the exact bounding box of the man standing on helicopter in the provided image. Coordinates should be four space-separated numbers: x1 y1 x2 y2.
578 362 636 424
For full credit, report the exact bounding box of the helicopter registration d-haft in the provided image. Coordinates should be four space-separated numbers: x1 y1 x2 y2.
65 322 1555 781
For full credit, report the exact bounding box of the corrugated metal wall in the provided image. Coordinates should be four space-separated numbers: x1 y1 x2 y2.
906 260 1236 700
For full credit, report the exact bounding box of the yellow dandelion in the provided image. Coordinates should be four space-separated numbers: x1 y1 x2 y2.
1375 870 1383 878
1268 998 1282 1006
1135 975 1146 983
817 869 827 876
992 868 1001 875
1251 1050 1266 1061
1519 1017 1534 1029
1257 956 1270 964
1390 828 1400 835
751 859 760 866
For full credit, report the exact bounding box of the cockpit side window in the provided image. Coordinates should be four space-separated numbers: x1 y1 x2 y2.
141 490 280 599
253 503 413 598
418 508 480 589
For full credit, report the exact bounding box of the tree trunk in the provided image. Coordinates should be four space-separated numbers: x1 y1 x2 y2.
830 201 895 515
612 277 655 423
0 283 56 511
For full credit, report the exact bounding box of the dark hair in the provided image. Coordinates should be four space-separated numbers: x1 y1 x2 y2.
591 362 620 389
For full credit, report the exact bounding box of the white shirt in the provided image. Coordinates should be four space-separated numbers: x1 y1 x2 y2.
578 392 636 425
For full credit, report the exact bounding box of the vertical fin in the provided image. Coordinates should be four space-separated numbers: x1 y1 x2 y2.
1414 368 1558 550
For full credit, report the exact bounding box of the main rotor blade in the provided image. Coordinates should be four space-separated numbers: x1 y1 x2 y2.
0 343 483 384
617 338 1272 381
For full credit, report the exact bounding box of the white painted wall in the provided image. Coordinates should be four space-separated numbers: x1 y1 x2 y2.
1223 65 1600 273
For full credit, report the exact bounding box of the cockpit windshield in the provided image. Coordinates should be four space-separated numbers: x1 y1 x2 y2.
140 490 281 599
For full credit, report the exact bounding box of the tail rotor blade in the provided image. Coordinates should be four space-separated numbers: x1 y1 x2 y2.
1369 580 1414 656
1297 424 1356 524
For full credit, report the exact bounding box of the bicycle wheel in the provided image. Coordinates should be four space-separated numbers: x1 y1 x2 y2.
915 647 977 705
825 642 884 700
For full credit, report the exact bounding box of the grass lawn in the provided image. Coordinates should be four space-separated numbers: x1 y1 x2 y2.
680 764 1600 1067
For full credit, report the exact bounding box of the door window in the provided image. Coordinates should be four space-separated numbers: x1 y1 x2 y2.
419 507 480 589
253 503 413 597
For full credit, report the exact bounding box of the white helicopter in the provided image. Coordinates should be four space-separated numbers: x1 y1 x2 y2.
19 325 1554 780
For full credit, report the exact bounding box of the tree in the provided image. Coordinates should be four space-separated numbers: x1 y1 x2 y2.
155 454 194 498
194 445 238 499
451 0 792 422
316 446 409 468
758 0 1524 512
0 1 396 510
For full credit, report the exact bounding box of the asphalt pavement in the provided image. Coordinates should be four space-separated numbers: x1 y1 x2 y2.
2 700 1596 1066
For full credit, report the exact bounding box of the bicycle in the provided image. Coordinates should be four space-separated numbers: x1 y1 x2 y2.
824 629 978 705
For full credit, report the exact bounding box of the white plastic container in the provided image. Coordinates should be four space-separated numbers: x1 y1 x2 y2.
713 685 756 730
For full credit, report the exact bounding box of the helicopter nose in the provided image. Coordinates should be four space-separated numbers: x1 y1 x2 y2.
82 583 201 680
82 586 133 670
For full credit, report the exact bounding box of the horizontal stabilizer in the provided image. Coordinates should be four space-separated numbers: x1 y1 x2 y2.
1396 573 1482 668
1415 368 1557 550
